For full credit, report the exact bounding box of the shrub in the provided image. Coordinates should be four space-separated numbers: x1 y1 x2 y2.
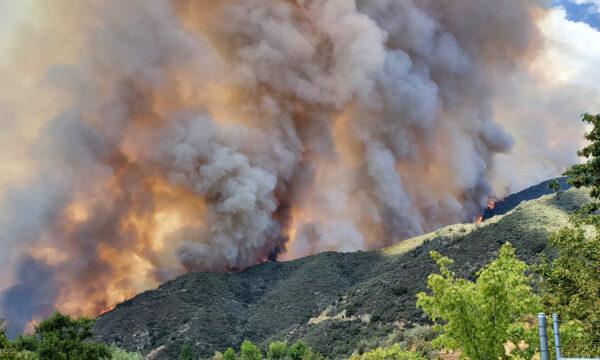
0 348 39 360
239 340 262 360
350 344 425 360
266 341 288 359
223 347 237 360
289 340 308 360
110 344 143 360
180 342 196 360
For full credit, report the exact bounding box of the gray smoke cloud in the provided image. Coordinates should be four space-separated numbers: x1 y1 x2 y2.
0 0 595 334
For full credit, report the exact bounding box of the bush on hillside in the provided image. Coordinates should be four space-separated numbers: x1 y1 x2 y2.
266 341 288 359
223 347 237 360
216 340 327 360
180 342 196 360
109 345 143 360
350 344 425 360
240 340 262 360
288 340 308 360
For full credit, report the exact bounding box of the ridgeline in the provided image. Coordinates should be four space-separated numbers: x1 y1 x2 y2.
93 184 589 359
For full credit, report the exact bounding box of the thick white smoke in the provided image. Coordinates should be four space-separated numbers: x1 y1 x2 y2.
0 0 597 335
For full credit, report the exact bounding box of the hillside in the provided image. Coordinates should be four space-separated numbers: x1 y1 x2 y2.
483 177 571 220
93 187 589 359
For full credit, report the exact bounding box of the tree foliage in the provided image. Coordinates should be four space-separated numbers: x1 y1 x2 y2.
350 344 425 360
548 179 561 193
109 345 143 360
18 312 110 360
288 340 308 360
217 340 326 360
0 312 141 360
537 227 600 356
240 340 262 360
180 342 196 360
223 347 237 360
416 243 540 359
564 113 600 200
266 341 288 360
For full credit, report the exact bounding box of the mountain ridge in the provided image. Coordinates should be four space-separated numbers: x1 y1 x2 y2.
93 183 589 359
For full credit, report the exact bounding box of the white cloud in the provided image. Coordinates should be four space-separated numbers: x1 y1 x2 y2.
490 6 600 194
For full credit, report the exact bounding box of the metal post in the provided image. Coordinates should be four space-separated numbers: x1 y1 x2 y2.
539 313 550 360
553 313 562 360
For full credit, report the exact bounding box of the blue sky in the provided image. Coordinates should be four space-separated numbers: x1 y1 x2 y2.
555 0 600 29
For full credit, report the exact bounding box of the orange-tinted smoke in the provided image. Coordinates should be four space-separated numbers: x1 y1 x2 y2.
1 0 588 336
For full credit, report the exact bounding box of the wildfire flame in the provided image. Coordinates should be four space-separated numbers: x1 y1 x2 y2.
98 305 116 317
1 0 580 337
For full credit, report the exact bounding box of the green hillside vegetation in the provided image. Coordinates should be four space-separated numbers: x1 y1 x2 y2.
0 312 141 360
92 187 590 359
210 236 596 359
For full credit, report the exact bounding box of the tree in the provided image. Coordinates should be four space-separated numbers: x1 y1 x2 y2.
548 179 561 193
350 344 425 360
288 340 308 360
223 347 237 360
0 321 7 349
537 227 600 357
266 341 288 359
564 113 600 201
180 342 196 360
28 312 110 360
416 243 540 359
239 340 262 360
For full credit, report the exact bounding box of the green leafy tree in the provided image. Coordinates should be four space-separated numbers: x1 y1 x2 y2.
223 347 237 360
26 312 110 360
266 341 288 359
544 111 600 356
564 114 600 201
239 340 262 360
0 348 39 360
537 227 600 356
416 243 540 359
548 179 561 193
180 342 196 360
288 340 307 360
350 344 425 360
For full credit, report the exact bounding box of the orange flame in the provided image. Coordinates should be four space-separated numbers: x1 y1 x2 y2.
98 305 116 317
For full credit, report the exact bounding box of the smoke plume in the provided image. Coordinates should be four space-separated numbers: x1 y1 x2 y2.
0 0 597 334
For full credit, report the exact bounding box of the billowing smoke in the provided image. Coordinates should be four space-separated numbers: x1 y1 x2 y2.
0 0 597 335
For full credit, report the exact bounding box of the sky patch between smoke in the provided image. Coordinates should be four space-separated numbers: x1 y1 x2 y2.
555 0 600 29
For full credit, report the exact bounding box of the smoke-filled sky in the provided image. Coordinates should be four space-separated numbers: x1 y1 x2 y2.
0 0 599 336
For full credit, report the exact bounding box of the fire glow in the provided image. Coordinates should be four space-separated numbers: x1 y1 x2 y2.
0 0 594 335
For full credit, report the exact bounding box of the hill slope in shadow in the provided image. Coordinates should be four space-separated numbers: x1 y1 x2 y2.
93 185 588 359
